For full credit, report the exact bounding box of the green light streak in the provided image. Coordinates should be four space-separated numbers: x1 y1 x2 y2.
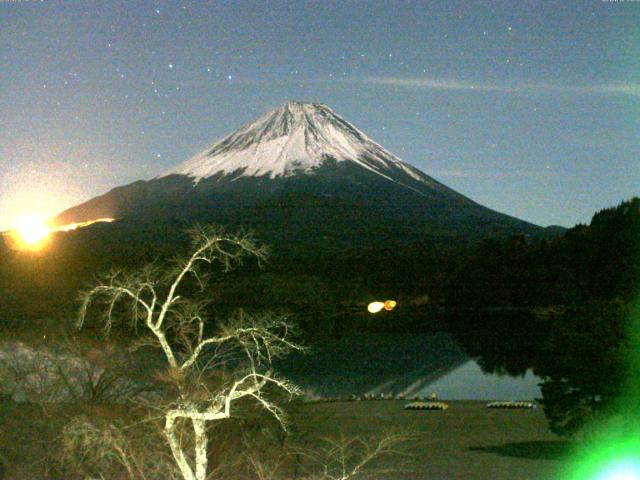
562 436 640 480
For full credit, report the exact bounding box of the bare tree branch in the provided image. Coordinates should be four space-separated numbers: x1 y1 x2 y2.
76 226 301 480
297 431 414 480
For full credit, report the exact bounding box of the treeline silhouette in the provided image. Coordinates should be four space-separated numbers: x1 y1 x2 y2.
448 197 640 435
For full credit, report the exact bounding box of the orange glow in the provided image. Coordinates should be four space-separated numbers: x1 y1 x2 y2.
55 217 115 232
384 300 397 311
14 215 50 249
367 300 397 314
4 216 115 251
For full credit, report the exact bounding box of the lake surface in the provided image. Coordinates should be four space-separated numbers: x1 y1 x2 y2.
277 333 543 400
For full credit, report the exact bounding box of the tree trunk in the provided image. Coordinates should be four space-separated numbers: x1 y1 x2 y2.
165 414 196 480
193 418 208 480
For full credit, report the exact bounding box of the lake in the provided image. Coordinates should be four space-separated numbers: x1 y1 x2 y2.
277 333 542 400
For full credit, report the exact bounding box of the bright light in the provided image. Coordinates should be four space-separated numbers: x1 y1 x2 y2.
55 217 115 232
367 302 385 314
595 459 640 480
367 300 397 314
14 215 51 248
4 216 116 251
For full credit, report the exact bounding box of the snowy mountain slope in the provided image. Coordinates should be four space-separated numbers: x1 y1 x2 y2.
160 101 449 197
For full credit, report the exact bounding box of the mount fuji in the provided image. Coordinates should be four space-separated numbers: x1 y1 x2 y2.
55 101 546 253
160 100 449 192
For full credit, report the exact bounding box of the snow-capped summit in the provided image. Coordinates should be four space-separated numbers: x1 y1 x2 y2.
161 101 438 192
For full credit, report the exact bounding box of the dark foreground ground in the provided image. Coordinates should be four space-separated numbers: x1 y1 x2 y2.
292 400 570 480
1 399 570 479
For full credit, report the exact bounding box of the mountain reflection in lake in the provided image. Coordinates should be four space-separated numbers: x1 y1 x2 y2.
276 333 541 400
418 360 541 400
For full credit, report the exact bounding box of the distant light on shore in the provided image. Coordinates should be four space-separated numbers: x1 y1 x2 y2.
367 302 385 313
384 300 397 311
367 300 397 314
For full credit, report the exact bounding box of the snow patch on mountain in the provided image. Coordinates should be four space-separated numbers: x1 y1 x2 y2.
160 101 441 193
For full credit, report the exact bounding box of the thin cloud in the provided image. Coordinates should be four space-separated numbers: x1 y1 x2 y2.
428 169 556 179
360 76 640 98
362 77 511 92
580 83 640 97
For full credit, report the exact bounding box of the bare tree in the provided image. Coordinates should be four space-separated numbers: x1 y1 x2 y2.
298 432 412 480
0 337 158 406
77 226 303 480
241 430 413 480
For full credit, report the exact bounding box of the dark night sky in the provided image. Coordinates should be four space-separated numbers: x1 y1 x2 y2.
1 0 639 230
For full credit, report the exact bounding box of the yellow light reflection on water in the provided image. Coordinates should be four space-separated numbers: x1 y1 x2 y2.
367 300 397 314
367 302 385 313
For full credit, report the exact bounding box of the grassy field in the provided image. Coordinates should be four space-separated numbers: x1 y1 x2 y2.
0 398 571 479
291 400 571 480
0 392 572 479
